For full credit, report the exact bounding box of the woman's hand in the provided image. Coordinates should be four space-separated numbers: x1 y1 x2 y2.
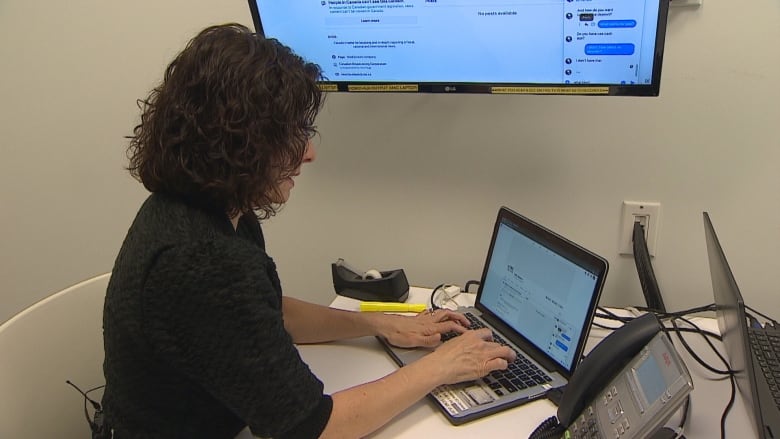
426 328 517 384
376 309 471 348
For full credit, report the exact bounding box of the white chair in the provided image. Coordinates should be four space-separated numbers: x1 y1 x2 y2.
0 273 110 439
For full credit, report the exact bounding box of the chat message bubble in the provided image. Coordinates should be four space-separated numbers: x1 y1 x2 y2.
598 19 637 28
584 43 635 55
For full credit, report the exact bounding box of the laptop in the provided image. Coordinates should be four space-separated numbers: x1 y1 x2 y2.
379 206 608 424
704 212 780 438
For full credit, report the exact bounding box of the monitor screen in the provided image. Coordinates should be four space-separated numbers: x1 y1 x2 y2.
247 0 670 96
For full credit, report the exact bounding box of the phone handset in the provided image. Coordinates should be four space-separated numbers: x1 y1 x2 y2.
529 313 664 439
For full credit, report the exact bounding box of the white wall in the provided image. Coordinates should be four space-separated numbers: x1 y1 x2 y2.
2 0 778 324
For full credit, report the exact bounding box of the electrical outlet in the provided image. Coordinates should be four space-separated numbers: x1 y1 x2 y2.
619 201 661 256
670 0 702 7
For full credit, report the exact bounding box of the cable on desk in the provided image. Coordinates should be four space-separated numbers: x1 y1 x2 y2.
429 284 446 311
667 316 733 376
637 303 717 318
597 304 717 322
665 326 722 341
596 306 722 338
592 321 624 331
720 375 737 439
596 306 634 323
527 416 564 439
677 396 690 438
667 315 736 439
429 282 479 311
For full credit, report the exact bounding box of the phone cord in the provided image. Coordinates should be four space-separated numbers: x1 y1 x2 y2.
527 416 565 439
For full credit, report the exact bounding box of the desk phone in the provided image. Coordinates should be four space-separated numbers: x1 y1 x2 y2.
564 332 693 439
530 314 693 439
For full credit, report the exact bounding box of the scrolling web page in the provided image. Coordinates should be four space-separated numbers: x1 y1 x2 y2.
479 223 597 369
257 0 661 85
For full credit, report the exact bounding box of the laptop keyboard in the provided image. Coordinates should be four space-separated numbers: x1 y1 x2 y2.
749 327 780 408
444 312 553 395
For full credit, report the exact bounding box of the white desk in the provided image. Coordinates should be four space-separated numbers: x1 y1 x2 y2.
293 287 758 438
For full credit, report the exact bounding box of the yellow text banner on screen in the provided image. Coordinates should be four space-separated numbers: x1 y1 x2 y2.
491 86 609 95
346 84 420 92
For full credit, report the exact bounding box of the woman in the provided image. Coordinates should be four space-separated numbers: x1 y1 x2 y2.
101 23 515 439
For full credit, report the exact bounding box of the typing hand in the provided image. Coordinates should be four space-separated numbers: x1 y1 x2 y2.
429 328 516 384
378 309 470 349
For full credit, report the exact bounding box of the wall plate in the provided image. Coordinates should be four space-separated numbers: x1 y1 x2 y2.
619 201 661 256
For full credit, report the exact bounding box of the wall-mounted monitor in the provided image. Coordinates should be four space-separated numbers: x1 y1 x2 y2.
247 0 670 96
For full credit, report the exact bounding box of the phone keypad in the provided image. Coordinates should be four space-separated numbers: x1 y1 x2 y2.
567 406 603 439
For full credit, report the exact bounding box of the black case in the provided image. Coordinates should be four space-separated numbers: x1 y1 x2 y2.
331 263 410 302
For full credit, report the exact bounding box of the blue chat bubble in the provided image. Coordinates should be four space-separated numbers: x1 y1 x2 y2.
584 43 635 55
598 19 637 28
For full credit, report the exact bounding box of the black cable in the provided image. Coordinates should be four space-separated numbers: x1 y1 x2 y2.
597 306 729 434
668 315 737 438
596 306 633 322
634 303 717 319
676 316 735 439
678 395 691 434
667 315 739 438
670 314 737 437
633 221 666 313
66 381 105 431
664 325 722 342
720 374 737 439
429 284 458 310
592 321 624 331
673 316 732 370
429 284 445 310
596 306 723 340
655 307 722 341
666 318 732 376
527 415 564 439
464 280 480 293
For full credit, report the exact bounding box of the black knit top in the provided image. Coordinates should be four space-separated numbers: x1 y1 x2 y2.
101 194 333 439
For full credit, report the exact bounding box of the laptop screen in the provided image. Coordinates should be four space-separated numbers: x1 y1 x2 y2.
703 212 760 428
479 216 599 372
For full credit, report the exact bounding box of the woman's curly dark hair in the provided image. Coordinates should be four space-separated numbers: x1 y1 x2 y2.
127 23 323 219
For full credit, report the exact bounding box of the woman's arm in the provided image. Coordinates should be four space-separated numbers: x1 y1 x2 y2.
282 296 469 346
281 297 374 343
319 328 516 438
